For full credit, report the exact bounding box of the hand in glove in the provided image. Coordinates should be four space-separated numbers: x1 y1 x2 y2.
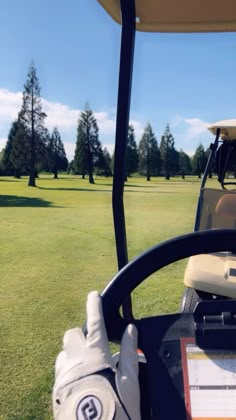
53 291 140 420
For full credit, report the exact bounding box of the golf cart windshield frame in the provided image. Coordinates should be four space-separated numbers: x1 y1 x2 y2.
112 0 136 318
112 0 225 316
194 128 220 231
112 0 236 316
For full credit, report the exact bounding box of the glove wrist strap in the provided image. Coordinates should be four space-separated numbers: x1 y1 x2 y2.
55 374 130 420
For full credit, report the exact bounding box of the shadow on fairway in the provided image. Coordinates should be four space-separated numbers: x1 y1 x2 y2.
38 186 182 194
124 183 156 188
38 186 111 193
156 180 201 184
124 189 182 194
0 195 54 207
0 178 24 182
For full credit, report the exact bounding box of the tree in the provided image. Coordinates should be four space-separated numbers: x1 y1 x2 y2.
179 149 192 179
126 125 138 178
101 147 112 176
36 127 51 173
2 120 28 177
9 123 29 178
73 105 103 184
46 127 68 178
67 160 75 174
160 124 178 180
138 123 161 181
192 144 207 178
0 148 5 175
2 121 19 175
18 63 47 186
205 147 215 178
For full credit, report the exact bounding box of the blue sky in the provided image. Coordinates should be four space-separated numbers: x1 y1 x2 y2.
1 0 236 160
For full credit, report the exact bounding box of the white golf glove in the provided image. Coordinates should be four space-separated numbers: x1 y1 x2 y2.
53 291 141 420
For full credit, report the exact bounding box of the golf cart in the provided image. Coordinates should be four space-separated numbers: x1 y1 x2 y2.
182 120 236 312
93 1 236 418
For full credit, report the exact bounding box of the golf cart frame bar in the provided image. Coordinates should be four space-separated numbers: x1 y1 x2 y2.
194 128 221 231
112 0 135 318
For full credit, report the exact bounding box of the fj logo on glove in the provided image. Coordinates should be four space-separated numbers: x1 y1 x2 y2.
76 395 102 420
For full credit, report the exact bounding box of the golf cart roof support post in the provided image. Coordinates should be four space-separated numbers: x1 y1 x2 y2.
112 0 136 320
194 128 221 231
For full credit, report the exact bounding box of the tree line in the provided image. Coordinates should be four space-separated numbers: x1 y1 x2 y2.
70 111 209 183
0 63 210 185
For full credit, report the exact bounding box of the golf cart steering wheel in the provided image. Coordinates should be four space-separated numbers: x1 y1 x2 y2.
101 229 236 419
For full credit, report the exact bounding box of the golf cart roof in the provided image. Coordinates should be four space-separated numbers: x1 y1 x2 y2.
208 120 236 140
98 0 236 32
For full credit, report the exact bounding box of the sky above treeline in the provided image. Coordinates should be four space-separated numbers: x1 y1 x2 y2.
1 0 236 161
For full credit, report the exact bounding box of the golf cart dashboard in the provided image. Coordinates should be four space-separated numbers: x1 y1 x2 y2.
139 307 236 419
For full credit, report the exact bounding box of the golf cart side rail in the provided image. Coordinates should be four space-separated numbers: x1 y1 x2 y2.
194 128 220 231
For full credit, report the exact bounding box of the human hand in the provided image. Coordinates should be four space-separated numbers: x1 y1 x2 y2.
53 291 140 419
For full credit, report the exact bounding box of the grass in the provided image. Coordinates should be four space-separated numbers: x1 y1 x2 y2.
0 174 219 418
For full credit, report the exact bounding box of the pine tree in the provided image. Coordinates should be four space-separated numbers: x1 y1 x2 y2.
9 123 29 178
126 125 138 178
192 144 207 178
2 120 19 176
0 149 4 175
160 124 178 180
179 149 192 179
47 127 68 178
205 147 216 178
102 147 112 177
2 120 29 177
73 105 102 184
138 123 160 181
18 63 46 186
36 127 51 173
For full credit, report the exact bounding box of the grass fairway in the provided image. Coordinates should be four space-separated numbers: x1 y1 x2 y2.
0 174 217 418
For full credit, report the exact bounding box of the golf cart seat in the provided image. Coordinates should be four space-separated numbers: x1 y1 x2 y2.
196 188 236 231
184 188 236 297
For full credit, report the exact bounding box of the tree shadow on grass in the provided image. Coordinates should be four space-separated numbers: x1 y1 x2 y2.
0 178 24 182
37 186 180 194
38 186 111 193
124 183 156 188
98 182 156 188
0 195 54 207
155 180 201 184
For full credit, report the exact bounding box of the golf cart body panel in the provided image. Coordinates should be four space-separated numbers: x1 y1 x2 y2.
98 0 236 32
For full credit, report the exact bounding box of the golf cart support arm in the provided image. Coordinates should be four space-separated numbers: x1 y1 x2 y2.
194 127 220 231
112 0 136 319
